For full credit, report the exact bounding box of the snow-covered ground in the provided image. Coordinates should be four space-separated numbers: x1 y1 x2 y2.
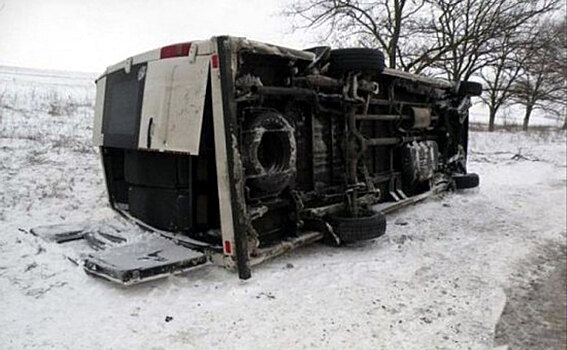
0 66 565 349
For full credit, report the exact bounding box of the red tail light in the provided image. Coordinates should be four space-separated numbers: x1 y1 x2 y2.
224 240 232 254
160 42 191 59
211 54 219 68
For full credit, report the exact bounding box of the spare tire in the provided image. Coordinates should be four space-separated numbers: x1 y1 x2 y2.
328 48 386 75
327 209 387 244
243 111 296 196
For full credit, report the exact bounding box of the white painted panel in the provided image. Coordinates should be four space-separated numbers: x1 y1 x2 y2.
194 40 213 55
92 77 106 146
138 55 210 154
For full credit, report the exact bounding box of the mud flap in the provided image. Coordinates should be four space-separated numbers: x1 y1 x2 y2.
83 237 208 285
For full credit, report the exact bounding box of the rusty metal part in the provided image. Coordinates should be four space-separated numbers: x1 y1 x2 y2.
349 74 366 103
300 194 379 218
251 85 356 105
346 104 368 216
234 37 316 61
292 75 377 96
293 75 342 88
248 205 268 220
251 85 316 98
394 79 445 99
358 80 380 94
373 182 449 214
368 98 431 108
381 68 454 90
242 111 296 198
248 231 324 265
402 141 439 184
235 74 263 89
366 137 400 146
355 114 411 122
365 135 435 147
344 74 375 217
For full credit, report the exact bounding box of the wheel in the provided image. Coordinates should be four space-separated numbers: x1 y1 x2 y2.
328 48 386 75
457 81 483 97
453 173 480 189
326 209 387 244
243 111 296 196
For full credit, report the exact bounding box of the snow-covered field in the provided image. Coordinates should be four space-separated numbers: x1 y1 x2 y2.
0 66 565 349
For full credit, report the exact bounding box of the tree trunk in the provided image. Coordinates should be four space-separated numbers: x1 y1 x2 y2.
389 51 397 70
389 0 402 69
522 105 533 131
488 108 497 132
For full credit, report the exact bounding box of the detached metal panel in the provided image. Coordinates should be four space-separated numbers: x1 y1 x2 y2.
138 55 210 154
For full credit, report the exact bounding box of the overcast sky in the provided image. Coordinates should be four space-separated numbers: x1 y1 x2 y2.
0 0 316 73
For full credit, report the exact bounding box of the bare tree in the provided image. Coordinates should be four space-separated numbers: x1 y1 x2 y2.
283 0 427 70
510 20 566 131
419 0 560 81
284 0 563 130
478 30 527 131
284 0 559 77
544 19 566 129
555 19 567 129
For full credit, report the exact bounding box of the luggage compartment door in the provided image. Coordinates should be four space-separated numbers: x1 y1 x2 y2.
138 55 210 154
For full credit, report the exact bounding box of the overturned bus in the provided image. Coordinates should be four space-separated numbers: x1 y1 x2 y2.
80 36 480 284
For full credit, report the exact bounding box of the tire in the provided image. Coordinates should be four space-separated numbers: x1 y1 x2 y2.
243 111 296 196
457 81 483 97
327 209 387 243
453 173 480 189
328 48 386 75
